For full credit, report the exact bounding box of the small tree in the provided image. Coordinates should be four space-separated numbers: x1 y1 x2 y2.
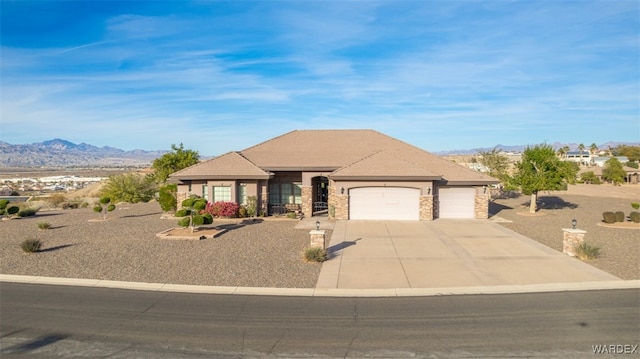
478 147 511 184
180 197 207 232
158 183 178 212
47 193 66 208
511 144 577 213
602 157 625 185
152 144 200 183
93 197 116 220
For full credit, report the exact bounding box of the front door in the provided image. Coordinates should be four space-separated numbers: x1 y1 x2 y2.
312 176 329 215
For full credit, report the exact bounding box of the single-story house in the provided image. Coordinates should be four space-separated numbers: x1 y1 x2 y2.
168 130 498 220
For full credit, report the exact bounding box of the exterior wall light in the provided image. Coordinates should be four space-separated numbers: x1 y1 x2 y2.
427 187 431 195
340 187 345 194
572 219 577 229
316 221 320 230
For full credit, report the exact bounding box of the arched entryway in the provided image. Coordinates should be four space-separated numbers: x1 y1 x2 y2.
311 176 329 215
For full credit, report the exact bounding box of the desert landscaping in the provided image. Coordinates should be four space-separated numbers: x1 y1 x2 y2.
0 183 638 287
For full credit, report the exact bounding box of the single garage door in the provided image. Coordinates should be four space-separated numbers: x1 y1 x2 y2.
349 187 420 220
438 187 475 219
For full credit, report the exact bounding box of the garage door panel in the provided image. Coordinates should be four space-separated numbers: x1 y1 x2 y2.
438 187 475 219
350 187 419 220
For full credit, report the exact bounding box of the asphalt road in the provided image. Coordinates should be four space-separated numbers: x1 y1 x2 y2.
1 283 638 358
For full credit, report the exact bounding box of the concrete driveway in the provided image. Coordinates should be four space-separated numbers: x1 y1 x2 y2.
316 220 619 289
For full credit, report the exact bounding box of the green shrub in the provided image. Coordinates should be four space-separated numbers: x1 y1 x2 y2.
615 211 625 222
175 208 190 217
178 217 191 228
287 212 297 219
93 205 103 213
7 206 20 216
21 238 42 253
602 212 616 223
0 199 9 211
629 212 640 223
17 208 37 217
575 242 601 260
202 213 213 225
303 247 327 262
37 222 52 230
100 173 156 203
158 184 177 212
238 206 248 218
192 214 205 226
632 202 640 210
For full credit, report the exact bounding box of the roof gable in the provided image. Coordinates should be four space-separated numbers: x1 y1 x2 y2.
330 150 442 180
169 151 271 181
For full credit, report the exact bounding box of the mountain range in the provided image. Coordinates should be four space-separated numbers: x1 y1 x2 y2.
1 138 638 168
0 139 166 167
434 141 640 156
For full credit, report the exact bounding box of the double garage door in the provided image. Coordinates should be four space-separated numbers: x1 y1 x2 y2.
348 186 476 220
349 187 420 220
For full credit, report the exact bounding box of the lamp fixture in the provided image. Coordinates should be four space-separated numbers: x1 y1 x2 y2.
315 221 320 230
483 186 487 194
427 187 431 195
572 218 577 229
340 187 345 194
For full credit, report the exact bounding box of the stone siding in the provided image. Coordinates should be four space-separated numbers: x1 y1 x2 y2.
301 186 312 217
474 194 489 219
419 195 434 221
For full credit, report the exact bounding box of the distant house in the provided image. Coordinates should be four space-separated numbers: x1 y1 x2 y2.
565 151 592 166
591 156 629 167
168 130 498 220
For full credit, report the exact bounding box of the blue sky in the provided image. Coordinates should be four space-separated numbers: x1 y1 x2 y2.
1 1 638 156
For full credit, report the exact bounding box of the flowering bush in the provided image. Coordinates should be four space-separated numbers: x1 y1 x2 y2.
202 201 240 218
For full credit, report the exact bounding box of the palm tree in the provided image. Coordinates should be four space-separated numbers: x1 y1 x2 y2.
562 145 570 160
590 143 598 155
578 143 585 166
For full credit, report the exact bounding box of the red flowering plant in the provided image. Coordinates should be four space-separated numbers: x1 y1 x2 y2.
202 201 240 218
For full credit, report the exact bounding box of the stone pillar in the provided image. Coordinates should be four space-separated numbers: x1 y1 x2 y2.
475 194 490 219
310 230 325 249
176 191 188 208
420 195 434 221
301 186 312 217
562 228 586 257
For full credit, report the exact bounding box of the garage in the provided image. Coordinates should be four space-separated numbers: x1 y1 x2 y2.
437 187 475 218
349 187 420 220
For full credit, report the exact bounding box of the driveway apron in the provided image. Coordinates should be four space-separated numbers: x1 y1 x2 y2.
316 220 619 289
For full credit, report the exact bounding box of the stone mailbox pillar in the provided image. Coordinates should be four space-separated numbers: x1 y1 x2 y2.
562 228 586 257
309 230 325 249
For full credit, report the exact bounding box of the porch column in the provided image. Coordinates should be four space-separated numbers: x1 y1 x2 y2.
301 185 312 217
475 193 490 219
420 195 434 221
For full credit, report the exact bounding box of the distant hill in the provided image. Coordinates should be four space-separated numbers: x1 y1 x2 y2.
435 141 640 156
0 139 166 167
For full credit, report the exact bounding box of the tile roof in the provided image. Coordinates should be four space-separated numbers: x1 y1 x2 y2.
170 130 498 184
168 151 271 181
330 150 442 180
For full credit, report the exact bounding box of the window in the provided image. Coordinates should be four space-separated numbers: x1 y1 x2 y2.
213 186 231 202
202 185 209 201
269 182 301 204
239 184 247 205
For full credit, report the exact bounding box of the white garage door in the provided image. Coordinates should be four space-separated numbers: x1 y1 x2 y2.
438 187 475 219
349 187 420 220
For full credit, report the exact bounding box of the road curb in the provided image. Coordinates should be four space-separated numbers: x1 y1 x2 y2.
1 274 638 297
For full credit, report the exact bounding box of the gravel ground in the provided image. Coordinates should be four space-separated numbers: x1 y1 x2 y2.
1 184 638 287
0 202 325 288
491 185 640 280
